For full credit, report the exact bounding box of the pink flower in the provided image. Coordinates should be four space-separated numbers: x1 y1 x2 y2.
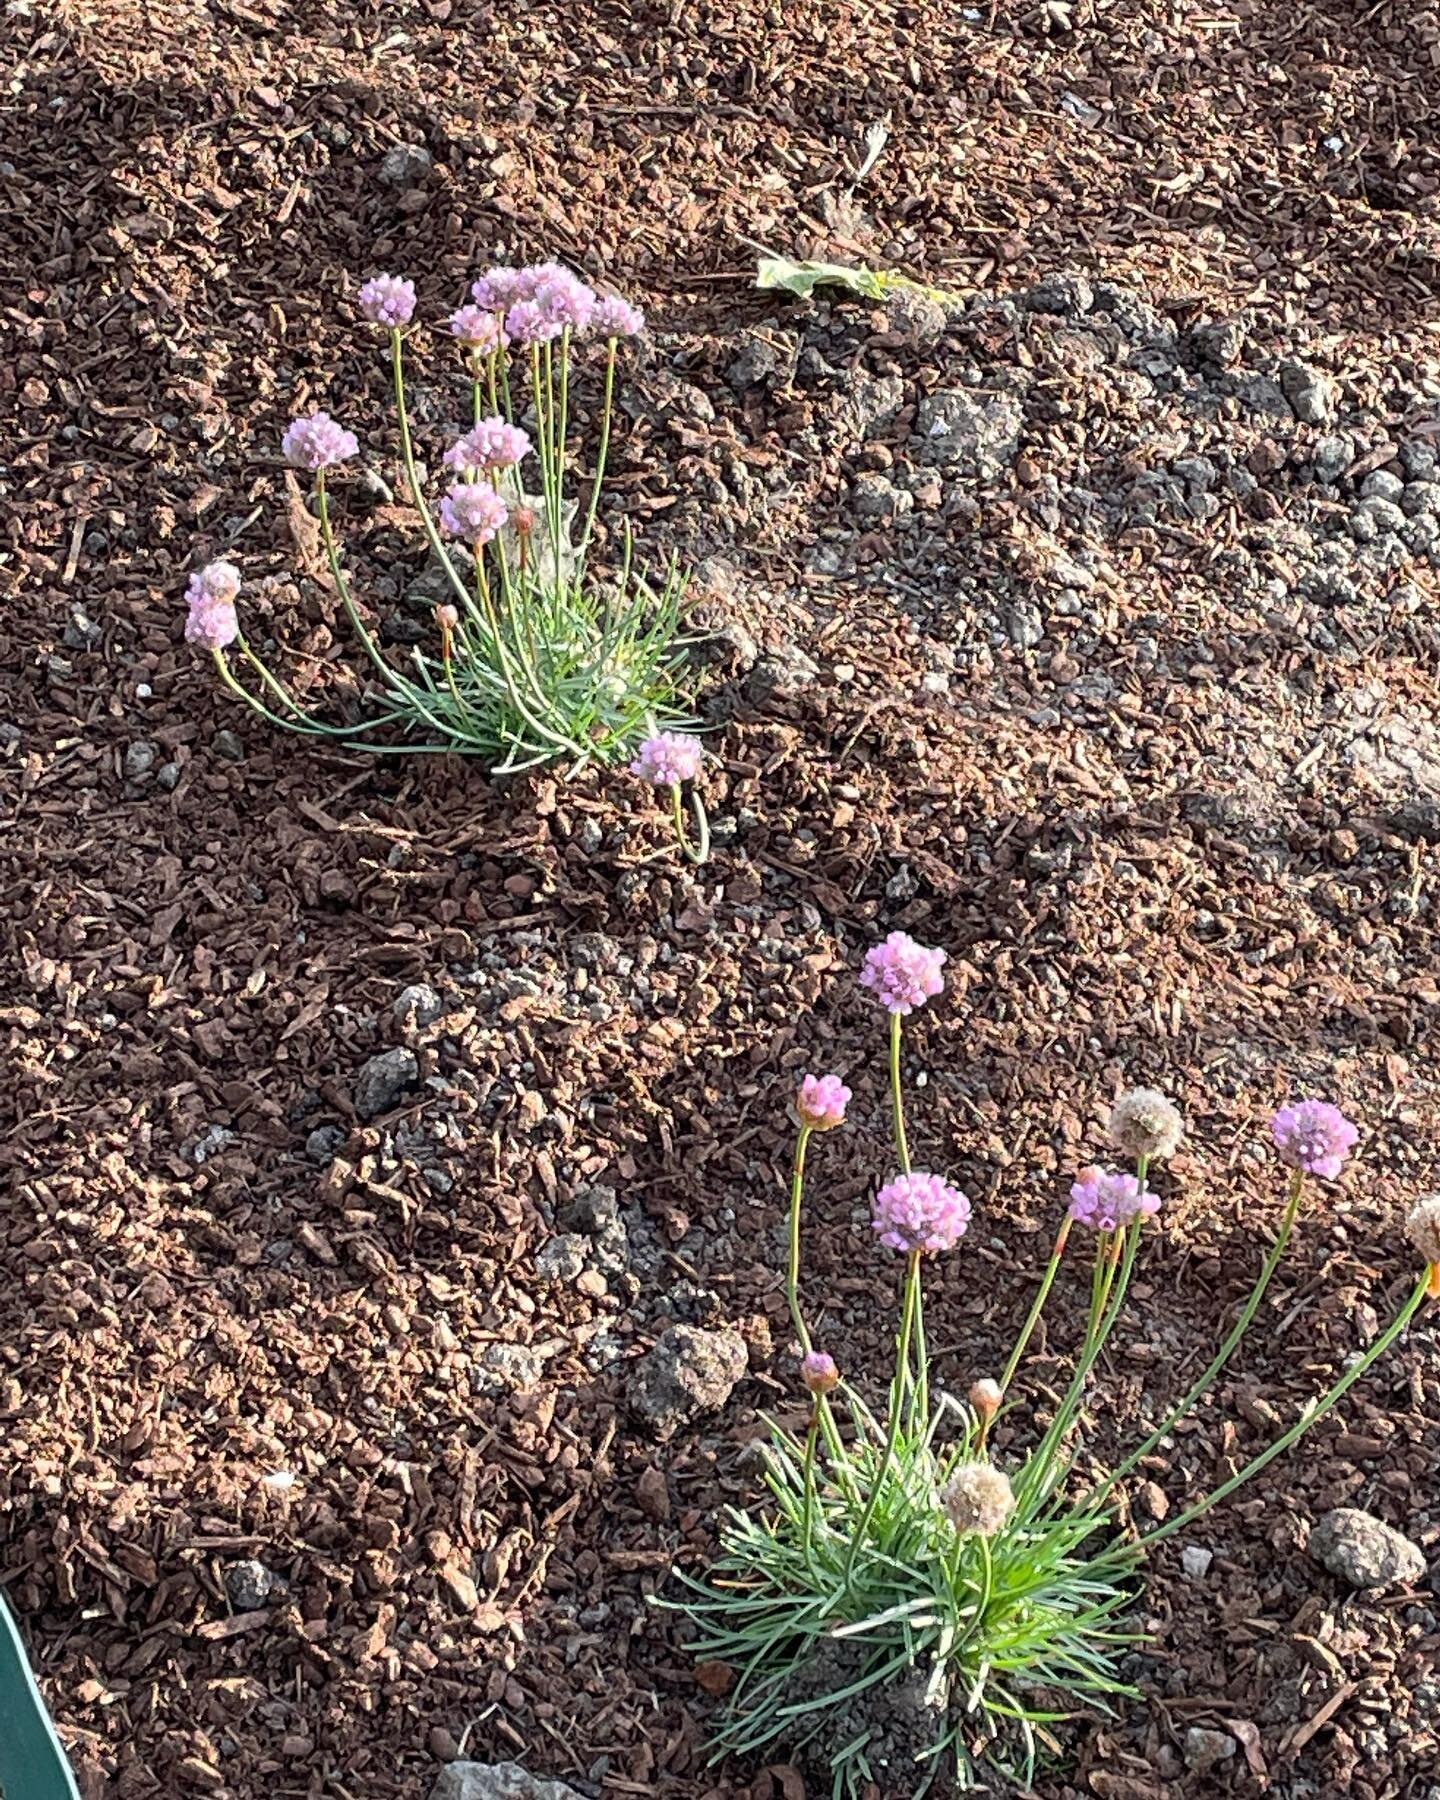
873 1172 971 1254
859 932 947 1016
504 299 562 346
444 418 532 472
470 267 529 311
629 731 703 786
1067 1167 1160 1230
801 1351 840 1395
439 480 509 545
1271 1100 1358 1181
796 1074 850 1132
357 274 415 328
591 294 645 338
532 267 595 332
184 560 241 650
282 411 358 471
448 305 508 351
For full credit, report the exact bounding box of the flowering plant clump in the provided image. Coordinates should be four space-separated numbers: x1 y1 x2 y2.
667 960 1434 1795
181 261 700 810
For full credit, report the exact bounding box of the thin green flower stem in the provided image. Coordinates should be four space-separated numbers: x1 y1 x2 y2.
315 472 402 687
801 1410 820 1554
787 1125 816 1356
846 1249 922 1581
557 327 572 588
888 1011 911 1176
231 639 349 734
1000 1217 1073 1396
669 782 710 865
211 649 330 735
1127 1271 1431 1558
578 337 618 562
1080 1167 1306 1518
1022 1222 1141 1503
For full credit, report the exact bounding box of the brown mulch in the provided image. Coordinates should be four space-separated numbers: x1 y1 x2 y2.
4 3 1440 1799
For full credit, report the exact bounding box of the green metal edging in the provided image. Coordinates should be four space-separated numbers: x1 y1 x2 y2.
0 1589 81 1800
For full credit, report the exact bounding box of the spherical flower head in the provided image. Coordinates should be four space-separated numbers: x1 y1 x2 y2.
184 562 240 650
591 293 645 339
505 299 562 346
439 480 509 546
1109 1087 1184 1163
1406 1196 1440 1267
470 266 528 311
357 273 416 328
801 1351 840 1395
532 267 596 332
969 1377 1003 1421
859 932 947 1016
1271 1099 1358 1181
629 731 703 787
873 1171 970 1255
796 1073 850 1132
435 604 459 631
282 411 359 471
1068 1167 1160 1231
942 1462 1014 1537
444 418 532 473
448 304 508 352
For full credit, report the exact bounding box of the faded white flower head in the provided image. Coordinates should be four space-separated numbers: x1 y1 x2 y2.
1109 1087 1184 1163
1406 1195 1440 1266
968 1377 1003 1421
942 1462 1014 1537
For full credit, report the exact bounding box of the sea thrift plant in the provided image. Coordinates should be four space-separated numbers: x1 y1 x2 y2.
629 729 709 862
182 261 697 781
668 950 1434 1795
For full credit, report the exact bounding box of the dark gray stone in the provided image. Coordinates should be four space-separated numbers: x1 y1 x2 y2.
353 1047 419 1120
1310 1508 1427 1589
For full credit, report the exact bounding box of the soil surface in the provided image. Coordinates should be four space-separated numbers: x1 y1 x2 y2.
4 4 1440 1800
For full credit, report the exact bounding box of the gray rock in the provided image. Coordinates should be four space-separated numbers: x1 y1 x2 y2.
1401 442 1437 480
1311 432 1353 483
1404 480 1440 517
746 644 820 706
62 606 102 650
212 729 245 762
1183 1728 1237 1775
844 371 906 440
380 142 432 187
1186 318 1246 369
1361 468 1405 503
1181 1545 1214 1580
628 1324 748 1433
1023 273 1094 316
883 287 948 344
1280 360 1336 425
353 1047 419 1120
728 329 788 391
124 740 158 780
1006 602 1045 649
430 1764 584 1800
1354 495 1408 537
225 1559 280 1610
189 1123 237 1165
535 1234 589 1282
914 388 1023 478
1310 1508 1427 1589
157 761 182 791
306 1124 347 1162
853 473 913 520
394 983 443 1027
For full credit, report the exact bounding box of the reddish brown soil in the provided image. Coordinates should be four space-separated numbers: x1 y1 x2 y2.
4 3 1440 1799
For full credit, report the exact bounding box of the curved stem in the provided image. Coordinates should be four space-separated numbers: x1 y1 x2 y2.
1000 1216 1074 1395
1129 1272 1431 1557
889 1012 910 1176
669 782 710 864
787 1125 815 1356
846 1249 922 1581
1080 1168 1306 1517
315 471 402 687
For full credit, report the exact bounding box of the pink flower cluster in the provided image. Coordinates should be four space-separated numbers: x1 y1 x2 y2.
448 305 508 352
796 1074 850 1132
439 481 509 545
1271 1100 1358 1180
357 274 416 328
872 1172 971 1255
859 932 947 1016
184 560 241 651
467 262 645 347
630 731 703 786
1067 1167 1160 1231
801 1350 840 1395
444 418 532 473
282 411 358 471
